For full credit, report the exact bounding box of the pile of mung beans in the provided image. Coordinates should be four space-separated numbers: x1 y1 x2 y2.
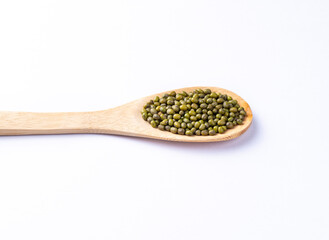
141 89 246 136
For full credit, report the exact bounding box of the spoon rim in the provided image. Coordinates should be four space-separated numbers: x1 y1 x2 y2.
129 86 253 142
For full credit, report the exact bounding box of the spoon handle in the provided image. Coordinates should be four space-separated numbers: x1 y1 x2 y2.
0 111 94 135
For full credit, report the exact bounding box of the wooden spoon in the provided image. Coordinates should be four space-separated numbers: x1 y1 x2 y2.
0 86 252 142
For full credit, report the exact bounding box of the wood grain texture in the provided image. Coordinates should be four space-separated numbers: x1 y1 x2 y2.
0 86 252 142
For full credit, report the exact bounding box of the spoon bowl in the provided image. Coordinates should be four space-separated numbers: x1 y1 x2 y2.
0 86 252 142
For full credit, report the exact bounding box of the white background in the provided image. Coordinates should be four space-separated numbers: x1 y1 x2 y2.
0 0 329 239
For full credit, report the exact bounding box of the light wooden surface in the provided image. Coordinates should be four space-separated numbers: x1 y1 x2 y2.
0 86 252 142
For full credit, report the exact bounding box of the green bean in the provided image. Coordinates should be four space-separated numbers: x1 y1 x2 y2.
142 89 246 136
